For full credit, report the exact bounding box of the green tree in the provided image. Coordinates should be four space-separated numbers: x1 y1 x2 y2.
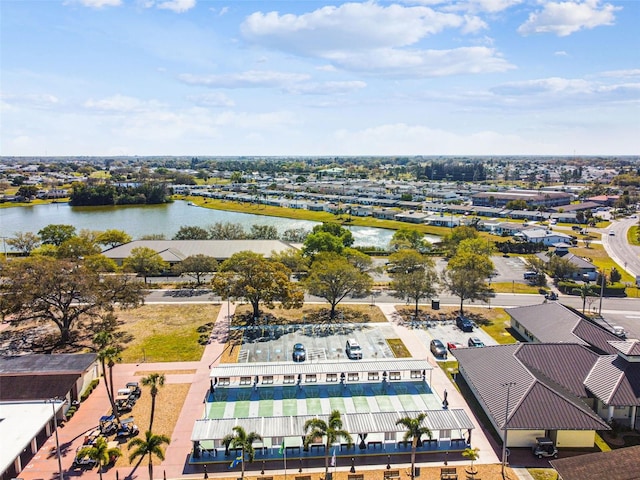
123 247 169 283
94 331 123 424
441 247 494 314
96 229 132 248
343 247 373 273
173 225 209 240
17 185 39 199
7 231 41 256
248 224 279 240
302 231 345 257
610 267 622 283
311 223 354 247
208 221 246 240
38 224 76 246
547 256 579 280
269 249 309 280
221 426 263 480
281 228 309 243
396 413 432 480
390 228 430 252
441 226 478 257
304 253 372 319
77 436 121 480
212 251 303 321
141 373 165 432
173 255 217 285
303 410 353 478
0 257 144 344
389 250 438 318
84 254 119 273
57 236 101 260
462 447 479 478
128 431 170 480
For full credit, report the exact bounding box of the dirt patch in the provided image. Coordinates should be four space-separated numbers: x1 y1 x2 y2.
202 464 517 480
112 382 190 467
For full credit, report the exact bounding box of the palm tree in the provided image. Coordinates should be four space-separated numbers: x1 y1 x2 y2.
94 331 123 424
128 430 170 480
396 413 432 480
462 447 479 479
303 410 353 478
141 373 165 431
221 425 263 479
77 436 121 480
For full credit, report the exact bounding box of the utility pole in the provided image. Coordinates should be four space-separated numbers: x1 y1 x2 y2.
598 269 607 316
501 382 516 478
46 398 65 480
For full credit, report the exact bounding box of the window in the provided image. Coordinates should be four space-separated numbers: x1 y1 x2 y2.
262 376 274 384
327 373 338 382
348 373 359 381
389 372 401 381
368 372 379 381
305 374 317 383
218 377 230 386
240 376 252 385
410 370 421 379
284 375 295 384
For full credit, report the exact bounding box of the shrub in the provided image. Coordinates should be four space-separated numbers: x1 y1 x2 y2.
80 378 100 402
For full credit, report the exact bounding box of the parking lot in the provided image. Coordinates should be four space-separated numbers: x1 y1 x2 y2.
236 322 399 363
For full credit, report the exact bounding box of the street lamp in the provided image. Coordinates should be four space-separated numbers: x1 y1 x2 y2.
501 382 516 478
46 398 65 480
598 269 607 316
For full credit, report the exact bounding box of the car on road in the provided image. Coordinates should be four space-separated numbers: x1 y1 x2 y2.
447 341 464 352
468 337 485 348
456 315 474 332
532 437 558 459
292 343 306 362
545 292 558 300
430 339 447 358
609 230 615 236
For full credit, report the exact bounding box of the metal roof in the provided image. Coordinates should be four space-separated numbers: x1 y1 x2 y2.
0 353 97 375
210 359 432 378
191 409 474 442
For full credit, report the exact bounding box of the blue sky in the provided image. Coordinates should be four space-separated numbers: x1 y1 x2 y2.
1 0 638 156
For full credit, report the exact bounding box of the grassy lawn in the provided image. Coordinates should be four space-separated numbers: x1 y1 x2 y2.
0 199 69 209
491 281 541 294
473 308 518 344
183 195 455 237
386 338 411 357
115 304 220 363
628 225 639 246
528 469 558 480
233 303 388 324
570 243 635 282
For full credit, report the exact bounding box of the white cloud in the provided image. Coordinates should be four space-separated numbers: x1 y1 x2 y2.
187 92 235 107
518 0 619 37
1 93 60 109
83 94 164 112
598 69 640 79
68 0 122 8
326 46 514 76
178 71 311 88
332 123 555 155
241 2 465 54
554 50 569 56
140 0 196 13
285 81 367 95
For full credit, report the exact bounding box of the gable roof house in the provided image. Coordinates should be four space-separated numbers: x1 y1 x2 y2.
536 249 598 281
453 343 610 449
550 444 640 480
517 228 574 246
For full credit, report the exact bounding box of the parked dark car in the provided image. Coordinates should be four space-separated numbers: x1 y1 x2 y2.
456 316 474 332
430 339 447 358
292 343 306 362
545 292 558 300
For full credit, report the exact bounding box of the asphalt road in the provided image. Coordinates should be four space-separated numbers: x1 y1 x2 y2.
601 216 640 279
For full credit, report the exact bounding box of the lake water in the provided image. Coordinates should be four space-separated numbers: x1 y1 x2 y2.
0 201 433 249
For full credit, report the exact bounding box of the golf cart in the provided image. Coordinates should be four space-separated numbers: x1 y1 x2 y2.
116 417 139 439
126 381 141 398
72 446 97 468
532 437 558 459
99 415 118 435
115 388 135 413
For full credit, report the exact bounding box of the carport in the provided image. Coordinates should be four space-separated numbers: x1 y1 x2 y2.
209 358 433 387
190 409 475 463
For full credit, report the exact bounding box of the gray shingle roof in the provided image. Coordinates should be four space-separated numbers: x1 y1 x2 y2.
0 353 97 374
102 240 297 261
550 444 640 480
0 374 78 401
